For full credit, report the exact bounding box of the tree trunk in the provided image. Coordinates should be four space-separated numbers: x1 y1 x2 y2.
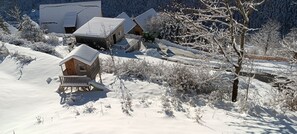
232 76 239 102
232 66 241 102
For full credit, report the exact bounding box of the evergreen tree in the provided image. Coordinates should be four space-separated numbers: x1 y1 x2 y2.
20 15 43 42
0 16 10 34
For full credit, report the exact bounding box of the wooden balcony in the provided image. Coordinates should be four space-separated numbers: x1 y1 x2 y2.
59 75 91 88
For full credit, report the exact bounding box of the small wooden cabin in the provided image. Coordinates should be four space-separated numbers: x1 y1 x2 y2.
73 17 125 49
59 44 100 90
133 8 157 35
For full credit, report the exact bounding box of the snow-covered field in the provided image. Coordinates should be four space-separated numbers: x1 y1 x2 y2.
0 42 296 134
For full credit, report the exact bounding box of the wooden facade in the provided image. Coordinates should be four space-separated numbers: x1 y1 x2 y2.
132 24 143 35
61 57 100 80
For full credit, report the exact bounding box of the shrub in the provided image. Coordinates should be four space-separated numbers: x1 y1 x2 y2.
19 15 43 42
30 42 56 55
10 51 36 65
83 103 96 113
43 34 60 46
0 16 10 34
0 44 9 61
102 58 224 96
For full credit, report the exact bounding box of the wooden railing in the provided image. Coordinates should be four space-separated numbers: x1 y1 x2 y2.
59 75 91 88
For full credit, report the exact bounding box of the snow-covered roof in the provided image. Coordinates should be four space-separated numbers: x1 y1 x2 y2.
59 44 99 66
39 1 102 33
73 17 125 38
116 12 137 34
63 12 77 27
134 8 157 32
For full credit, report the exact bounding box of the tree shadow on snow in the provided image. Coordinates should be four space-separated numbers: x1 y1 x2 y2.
227 106 297 133
57 87 109 106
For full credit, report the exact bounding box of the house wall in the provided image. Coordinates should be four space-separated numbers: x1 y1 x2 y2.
75 36 107 49
105 24 125 47
63 58 100 80
65 59 76 75
133 24 143 35
75 24 125 49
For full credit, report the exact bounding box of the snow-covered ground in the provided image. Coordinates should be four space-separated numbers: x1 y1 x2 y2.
0 42 296 134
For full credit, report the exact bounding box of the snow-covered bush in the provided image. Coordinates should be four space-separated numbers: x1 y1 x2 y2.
10 51 36 66
43 34 60 46
0 43 9 61
19 15 43 42
35 116 44 124
0 16 10 34
30 42 56 55
102 58 224 96
161 94 174 117
83 103 96 113
165 65 221 95
278 79 297 111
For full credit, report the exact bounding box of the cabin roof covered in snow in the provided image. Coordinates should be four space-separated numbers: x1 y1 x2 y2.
59 44 99 66
134 8 157 31
116 12 136 34
73 17 125 38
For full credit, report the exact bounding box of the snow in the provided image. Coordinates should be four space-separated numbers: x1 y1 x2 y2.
0 41 296 134
134 8 157 31
116 12 137 34
144 48 162 58
73 17 125 38
39 1 102 33
5 22 17 34
59 44 100 66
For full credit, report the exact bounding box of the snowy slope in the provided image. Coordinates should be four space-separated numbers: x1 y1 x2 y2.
0 42 296 134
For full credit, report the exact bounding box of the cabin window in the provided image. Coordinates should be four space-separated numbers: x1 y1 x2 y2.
78 64 87 73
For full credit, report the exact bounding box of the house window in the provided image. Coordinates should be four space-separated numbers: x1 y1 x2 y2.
78 64 87 73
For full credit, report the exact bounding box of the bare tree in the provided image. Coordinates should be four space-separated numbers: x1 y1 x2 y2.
250 20 281 55
169 0 265 102
281 28 297 61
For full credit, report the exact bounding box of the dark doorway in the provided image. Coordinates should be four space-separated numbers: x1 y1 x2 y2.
65 27 76 34
113 34 117 44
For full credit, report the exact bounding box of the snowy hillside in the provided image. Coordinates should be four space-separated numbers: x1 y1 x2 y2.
0 42 296 134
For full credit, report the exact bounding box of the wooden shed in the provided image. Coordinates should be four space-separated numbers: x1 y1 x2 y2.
59 44 101 90
73 17 125 49
133 8 157 35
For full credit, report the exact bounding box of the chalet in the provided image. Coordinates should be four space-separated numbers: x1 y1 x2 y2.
133 8 157 35
73 17 125 49
39 1 102 33
59 44 100 90
116 12 137 34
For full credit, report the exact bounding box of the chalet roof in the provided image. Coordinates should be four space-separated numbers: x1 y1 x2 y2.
59 44 100 66
39 1 101 9
73 17 125 38
134 8 157 32
39 1 102 33
116 12 137 34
